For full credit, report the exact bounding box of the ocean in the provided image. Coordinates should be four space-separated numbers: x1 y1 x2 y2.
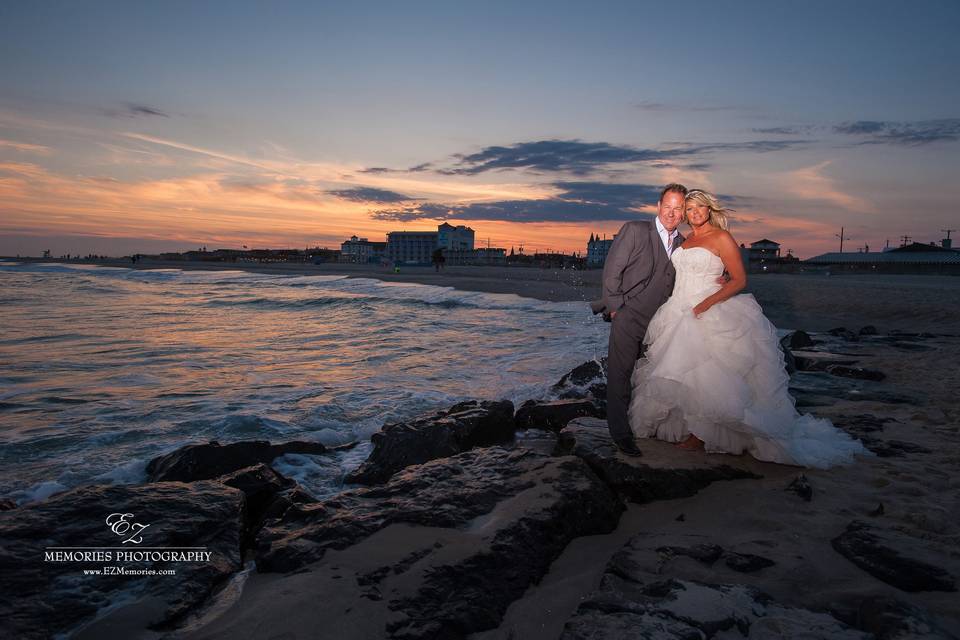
0 262 608 504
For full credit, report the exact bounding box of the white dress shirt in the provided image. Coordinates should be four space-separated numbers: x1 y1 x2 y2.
655 217 679 256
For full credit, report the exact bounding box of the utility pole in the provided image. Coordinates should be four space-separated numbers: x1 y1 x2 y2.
899 235 912 247
835 227 850 253
942 229 956 239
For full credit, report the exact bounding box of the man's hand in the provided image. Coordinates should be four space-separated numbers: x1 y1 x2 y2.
609 310 617 320
715 271 731 285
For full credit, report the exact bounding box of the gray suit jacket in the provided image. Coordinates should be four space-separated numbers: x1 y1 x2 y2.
590 220 682 317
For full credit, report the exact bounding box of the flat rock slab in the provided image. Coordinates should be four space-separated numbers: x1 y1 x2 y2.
0 482 244 640
345 399 515 485
561 534 871 639
831 520 957 592
558 418 761 504
249 446 622 638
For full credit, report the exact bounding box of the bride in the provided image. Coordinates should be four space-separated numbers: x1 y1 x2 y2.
627 189 868 468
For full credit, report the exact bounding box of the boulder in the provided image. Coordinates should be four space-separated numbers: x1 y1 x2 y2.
0 482 244 640
831 520 956 592
782 329 816 350
345 399 515 485
514 398 600 431
217 463 297 545
557 418 760 504
553 358 608 412
145 439 332 482
829 327 859 341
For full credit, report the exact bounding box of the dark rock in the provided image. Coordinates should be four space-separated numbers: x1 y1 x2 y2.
831 520 957 592
724 552 776 573
559 418 760 504
258 446 623 575
786 473 813 501
146 439 332 482
0 498 16 511
0 482 243 640
656 544 724 565
345 399 515 485
782 329 816 350
515 398 600 432
859 325 878 335
217 463 296 544
562 534 868 639
833 414 897 437
826 365 886 382
554 359 608 416
868 502 885 517
829 327 859 341
554 358 607 389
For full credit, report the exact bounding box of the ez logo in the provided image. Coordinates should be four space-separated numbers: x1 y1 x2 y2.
105 513 150 544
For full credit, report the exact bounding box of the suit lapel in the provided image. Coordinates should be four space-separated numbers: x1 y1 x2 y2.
672 232 684 252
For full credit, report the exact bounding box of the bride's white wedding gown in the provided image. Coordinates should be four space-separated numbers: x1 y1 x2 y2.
628 246 868 468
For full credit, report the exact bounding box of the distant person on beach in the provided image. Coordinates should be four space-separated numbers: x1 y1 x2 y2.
625 189 867 467
591 183 688 456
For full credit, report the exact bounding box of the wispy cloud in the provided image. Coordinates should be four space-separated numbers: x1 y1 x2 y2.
101 103 170 119
782 160 869 212
834 119 960 145
634 100 743 113
0 139 52 155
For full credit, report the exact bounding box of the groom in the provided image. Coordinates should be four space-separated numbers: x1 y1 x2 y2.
590 183 687 455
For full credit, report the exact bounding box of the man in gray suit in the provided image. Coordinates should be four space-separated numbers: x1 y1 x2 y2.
590 183 688 455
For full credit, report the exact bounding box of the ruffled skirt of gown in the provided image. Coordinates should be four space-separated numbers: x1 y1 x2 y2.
627 250 868 468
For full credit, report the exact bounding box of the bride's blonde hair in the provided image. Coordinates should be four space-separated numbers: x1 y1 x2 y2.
685 189 733 231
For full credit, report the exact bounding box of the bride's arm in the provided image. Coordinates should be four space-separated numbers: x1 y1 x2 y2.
693 232 747 317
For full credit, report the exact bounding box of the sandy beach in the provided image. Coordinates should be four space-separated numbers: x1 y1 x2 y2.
15 257 960 334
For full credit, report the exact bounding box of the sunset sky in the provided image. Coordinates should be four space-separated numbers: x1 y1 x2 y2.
2 1 958 258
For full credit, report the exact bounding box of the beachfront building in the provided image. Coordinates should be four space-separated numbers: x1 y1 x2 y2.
339 236 386 263
806 241 960 274
748 239 780 261
586 233 615 267
386 231 439 265
438 223 475 252
470 247 507 265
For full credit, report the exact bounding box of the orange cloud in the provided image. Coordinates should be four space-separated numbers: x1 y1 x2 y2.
782 160 869 212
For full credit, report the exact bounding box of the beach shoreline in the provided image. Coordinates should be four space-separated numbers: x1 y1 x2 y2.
5 257 959 333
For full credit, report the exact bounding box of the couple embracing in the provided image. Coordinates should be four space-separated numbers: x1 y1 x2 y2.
592 183 867 468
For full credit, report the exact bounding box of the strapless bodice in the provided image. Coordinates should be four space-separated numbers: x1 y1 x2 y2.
671 246 724 299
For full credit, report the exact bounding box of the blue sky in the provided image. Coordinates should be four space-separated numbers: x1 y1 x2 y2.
1 0 958 256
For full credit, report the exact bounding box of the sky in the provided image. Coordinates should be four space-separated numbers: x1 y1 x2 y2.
1 0 958 258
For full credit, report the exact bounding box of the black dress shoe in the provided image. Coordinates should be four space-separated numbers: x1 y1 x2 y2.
613 437 643 456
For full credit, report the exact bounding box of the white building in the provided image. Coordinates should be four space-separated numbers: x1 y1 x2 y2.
340 236 386 263
438 223 475 252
